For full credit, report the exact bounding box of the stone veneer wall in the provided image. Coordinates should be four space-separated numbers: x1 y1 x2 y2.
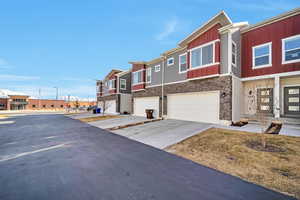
132 75 232 121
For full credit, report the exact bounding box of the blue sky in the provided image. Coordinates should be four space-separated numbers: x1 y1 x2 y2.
0 0 299 100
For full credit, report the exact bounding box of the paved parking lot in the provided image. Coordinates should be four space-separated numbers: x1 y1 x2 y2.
0 114 294 200
113 119 212 149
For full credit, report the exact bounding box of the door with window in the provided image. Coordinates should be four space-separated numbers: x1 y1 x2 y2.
257 88 273 114
284 86 300 117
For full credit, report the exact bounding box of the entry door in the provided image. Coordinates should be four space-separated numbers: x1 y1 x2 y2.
284 86 300 117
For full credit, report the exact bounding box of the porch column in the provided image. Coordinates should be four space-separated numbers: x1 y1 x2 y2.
274 76 280 118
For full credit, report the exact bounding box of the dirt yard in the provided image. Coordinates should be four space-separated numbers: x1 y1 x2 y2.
78 115 121 122
166 128 300 199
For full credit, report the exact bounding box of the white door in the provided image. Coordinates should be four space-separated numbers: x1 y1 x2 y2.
167 91 219 123
133 97 159 118
105 100 117 114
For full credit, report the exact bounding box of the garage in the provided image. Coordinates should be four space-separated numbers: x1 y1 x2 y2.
105 100 117 114
167 91 220 123
133 96 159 118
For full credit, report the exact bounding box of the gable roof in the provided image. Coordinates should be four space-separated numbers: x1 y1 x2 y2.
241 7 300 33
105 69 123 80
178 11 232 47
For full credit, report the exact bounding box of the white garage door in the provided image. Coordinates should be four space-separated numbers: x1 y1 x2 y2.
168 91 219 123
105 100 117 114
98 101 104 110
133 97 159 118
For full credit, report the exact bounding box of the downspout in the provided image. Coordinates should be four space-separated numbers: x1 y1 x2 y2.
161 55 166 119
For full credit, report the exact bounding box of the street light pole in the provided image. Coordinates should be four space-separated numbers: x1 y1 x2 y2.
54 87 58 100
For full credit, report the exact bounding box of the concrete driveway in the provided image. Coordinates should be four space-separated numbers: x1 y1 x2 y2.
113 119 212 149
88 115 149 129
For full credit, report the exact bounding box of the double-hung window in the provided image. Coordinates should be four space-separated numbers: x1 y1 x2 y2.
133 71 142 85
179 53 187 73
167 57 174 66
191 43 214 69
252 42 272 68
108 79 115 89
120 79 126 90
154 65 161 72
282 34 300 64
232 42 237 66
146 67 151 83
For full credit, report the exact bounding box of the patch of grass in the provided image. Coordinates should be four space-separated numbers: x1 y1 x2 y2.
166 128 300 199
79 115 121 122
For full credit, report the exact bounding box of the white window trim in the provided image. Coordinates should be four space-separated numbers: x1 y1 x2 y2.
252 42 272 69
154 64 161 72
146 67 152 83
282 34 300 65
120 79 126 90
108 79 116 89
232 41 237 67
189 40 216 70
132 70 144 85
167 57 174 66
179 53 187 74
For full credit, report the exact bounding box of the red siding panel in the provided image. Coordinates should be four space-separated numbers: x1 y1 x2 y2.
187 65 220 79
186 23 221 78
242 14 300 78
187 23 221 49
132 84 145 91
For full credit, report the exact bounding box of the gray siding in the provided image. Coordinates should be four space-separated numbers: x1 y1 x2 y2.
163 49 187 84
147 61 163 86
119 72 131 94
220 32 229 74
231 30 242 77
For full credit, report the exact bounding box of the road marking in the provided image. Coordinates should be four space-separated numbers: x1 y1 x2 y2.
0 143 71 162
44 136 58 139
0 121 15 125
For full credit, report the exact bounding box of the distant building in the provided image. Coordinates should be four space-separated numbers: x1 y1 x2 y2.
0 89 96 111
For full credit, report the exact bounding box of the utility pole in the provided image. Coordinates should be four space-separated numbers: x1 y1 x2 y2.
54 87 58 100
38 88 41 109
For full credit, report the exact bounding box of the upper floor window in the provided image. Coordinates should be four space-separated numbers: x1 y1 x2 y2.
133 71 142 85
282 34 300 64
179 53 187 73
154 65 161 72
120 79 126 90
108 79 115 89
232 42 237 67
252 42 272 69
146 67 151 83
191 43 214 69
167 57 174 66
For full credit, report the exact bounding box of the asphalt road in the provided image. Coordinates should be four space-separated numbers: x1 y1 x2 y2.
0 114 295 200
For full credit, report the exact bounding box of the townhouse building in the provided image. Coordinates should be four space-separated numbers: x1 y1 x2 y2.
97 8 300 125
97 69 132 114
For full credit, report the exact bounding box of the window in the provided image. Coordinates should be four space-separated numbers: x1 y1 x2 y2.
108 79 115 89
43 105 46 108
167 57 174 66
191 43 214 69
252 42 272 68
133 71 142 85
154 65 161 72
179 53 187 73
146 67 151 83
60 105 64 108
120 79 126 90
32 105 36 108
282 34 300 64
232 42 237 66
51 105 54 108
